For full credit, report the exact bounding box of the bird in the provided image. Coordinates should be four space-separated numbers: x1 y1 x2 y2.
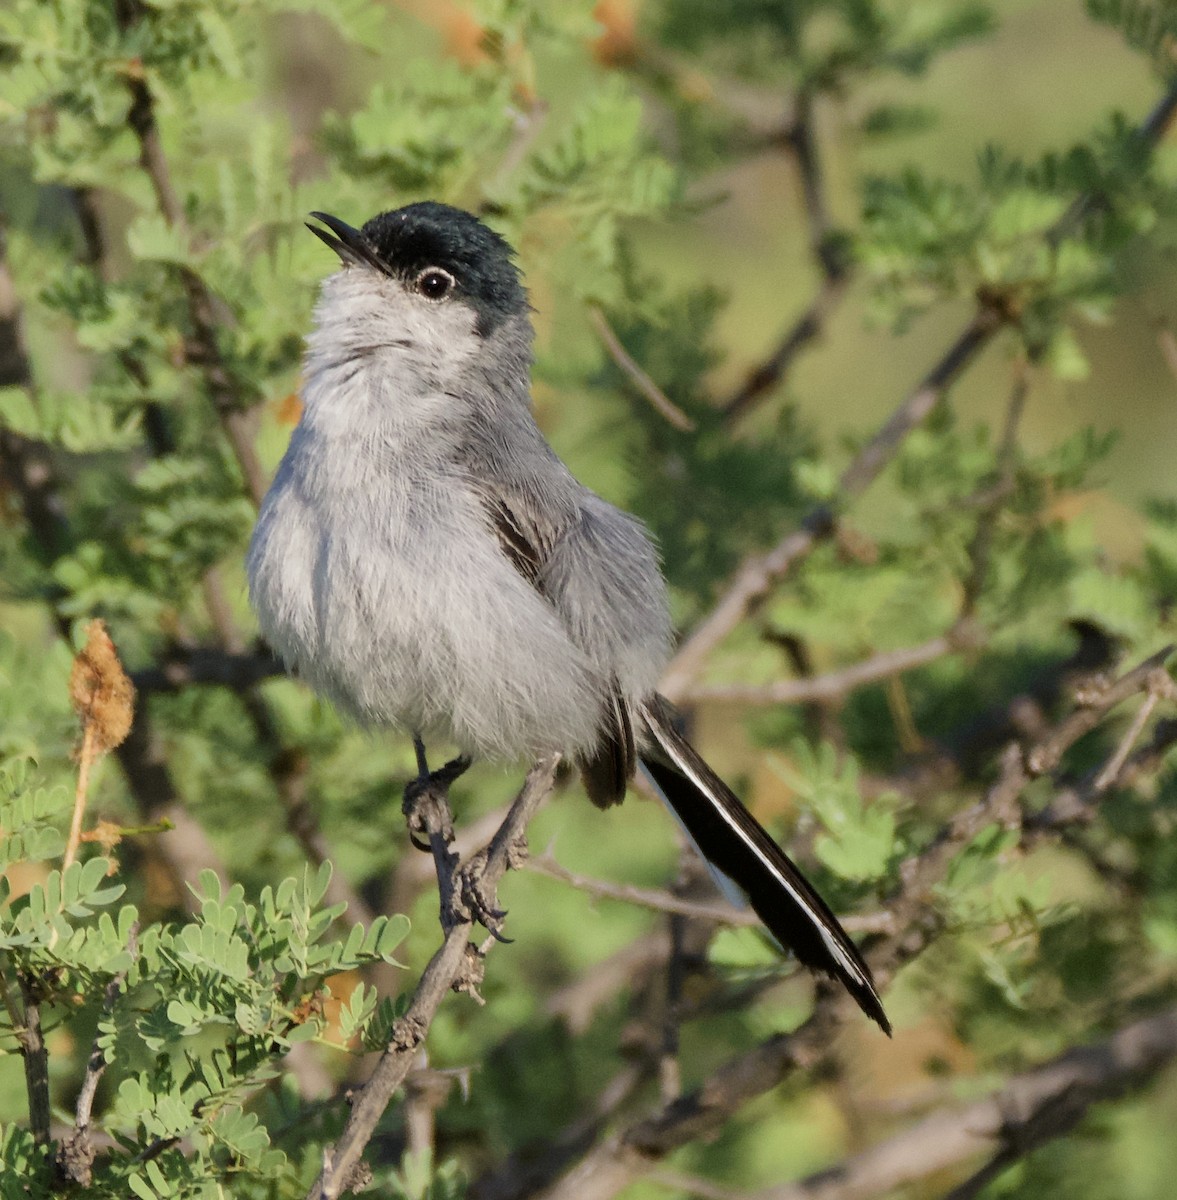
246 201 889 1034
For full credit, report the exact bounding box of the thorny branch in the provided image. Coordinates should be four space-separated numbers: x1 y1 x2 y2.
660 310 1001 702
307 756 561 1200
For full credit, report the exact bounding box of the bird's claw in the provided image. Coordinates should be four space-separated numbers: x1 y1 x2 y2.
402 754 473 852
454 851 513 942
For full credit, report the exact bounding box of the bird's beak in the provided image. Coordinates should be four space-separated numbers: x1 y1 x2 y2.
306 212 388 273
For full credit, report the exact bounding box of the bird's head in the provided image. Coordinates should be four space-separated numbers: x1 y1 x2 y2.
304 202 531 392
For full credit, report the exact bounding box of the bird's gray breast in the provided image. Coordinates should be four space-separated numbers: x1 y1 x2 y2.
247 430 605 761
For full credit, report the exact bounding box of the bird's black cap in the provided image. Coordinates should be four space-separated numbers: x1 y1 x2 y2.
307 202 527 336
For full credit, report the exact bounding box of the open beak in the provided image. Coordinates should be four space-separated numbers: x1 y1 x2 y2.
306 212 388 273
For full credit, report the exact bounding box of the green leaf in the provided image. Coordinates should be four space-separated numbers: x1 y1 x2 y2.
1044 325 1091 381
126 214 192 266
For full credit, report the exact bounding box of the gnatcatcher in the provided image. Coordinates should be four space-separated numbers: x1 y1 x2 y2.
247 202 889 1033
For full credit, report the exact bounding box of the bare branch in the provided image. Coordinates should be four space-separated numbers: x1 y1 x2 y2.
130 644 283 694
684 623 981 706
756 1005 1177 1200
545 930 672 1034
649 1168 748 1200
526 852 890 934
721 88 852 426
9 970 51 1148
1157 325 1177 384
487 98 550 192
788 89 838 272
1092 680 1167 792
588 306 697 432
402 1050 450 1166
1026 645 1175 776
662 310 1001 703
719 273 851 425
307 756 561 1200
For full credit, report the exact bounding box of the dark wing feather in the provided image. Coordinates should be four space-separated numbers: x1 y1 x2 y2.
580 689 636 808
485 494 547 591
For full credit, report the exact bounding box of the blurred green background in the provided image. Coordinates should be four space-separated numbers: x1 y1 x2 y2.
5 1 1177 1197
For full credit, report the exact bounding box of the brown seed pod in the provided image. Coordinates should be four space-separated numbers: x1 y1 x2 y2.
69 619 135 756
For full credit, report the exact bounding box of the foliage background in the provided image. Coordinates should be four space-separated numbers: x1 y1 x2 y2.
4 0 1177 1197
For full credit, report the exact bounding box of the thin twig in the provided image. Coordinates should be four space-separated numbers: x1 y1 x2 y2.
1157 325 1177 383
649 1169 748 1200
588 306 697 432
544 930 672 1034
1026 645 1175 775
684 624 980 705
719 273 851 424
526 852 890 934
58 925 140 1186
1028 717 1177 835
63 722 96 872
721 87 851 426
487 98 550 190
1093 688 1161 793
402 1050 450 1165
961 358 1030 614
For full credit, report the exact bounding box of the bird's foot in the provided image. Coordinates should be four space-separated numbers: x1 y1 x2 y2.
450 821 532 941
402 754 472 851
453 850 512 942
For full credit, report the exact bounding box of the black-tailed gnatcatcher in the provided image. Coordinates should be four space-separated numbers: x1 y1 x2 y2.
246 202 889 1033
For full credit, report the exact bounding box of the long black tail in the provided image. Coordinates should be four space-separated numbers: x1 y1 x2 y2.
638 696 890 1035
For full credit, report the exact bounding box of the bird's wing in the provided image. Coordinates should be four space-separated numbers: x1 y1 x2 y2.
474 482 636 807
639 694 891 1034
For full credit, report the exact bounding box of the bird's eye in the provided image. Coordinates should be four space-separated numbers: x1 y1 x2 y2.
415 268 455 300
